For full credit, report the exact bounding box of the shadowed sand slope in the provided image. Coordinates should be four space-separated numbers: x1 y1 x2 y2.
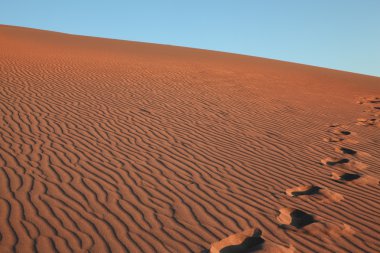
1 25 380 253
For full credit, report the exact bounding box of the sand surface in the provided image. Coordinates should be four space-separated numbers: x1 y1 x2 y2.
1 25 380 253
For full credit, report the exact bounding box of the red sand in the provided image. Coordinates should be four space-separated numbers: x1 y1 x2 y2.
1 25 380 252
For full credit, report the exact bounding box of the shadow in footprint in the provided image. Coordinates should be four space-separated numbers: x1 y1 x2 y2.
330 129 353 138
340 173 361 181
288 210 315 229
339 130 351 135
219 237 264 253
332 128 351 136
321 158 350 166
332 172 380 185
331 172 361 183
322 157 368 170
286 185 344 202
287 186 321 197
336 147 357 155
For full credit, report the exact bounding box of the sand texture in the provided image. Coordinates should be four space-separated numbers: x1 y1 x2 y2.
1 25 380 252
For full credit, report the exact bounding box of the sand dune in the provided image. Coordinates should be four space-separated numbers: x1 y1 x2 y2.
1 25 380 252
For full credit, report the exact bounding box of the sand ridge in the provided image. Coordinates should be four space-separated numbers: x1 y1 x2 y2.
1 25 380 252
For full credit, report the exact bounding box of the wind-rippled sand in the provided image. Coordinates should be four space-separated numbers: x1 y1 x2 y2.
1 25 380 252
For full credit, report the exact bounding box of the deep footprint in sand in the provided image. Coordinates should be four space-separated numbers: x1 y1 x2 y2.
356 117 380 127
320 157 368 170
334 147 357 155
208 228 293 253
323 136 345 143
334 146 371 158
278 207 356 242
286 185 344 202
324 127 358 143
277 208 315 229
323 136 358 144
332 129 352 136
209 228 263 253
331 172 379 186
363 108 380 116
331 172 361 182
357 96 380 105
327 125 352 136
321 157 349 166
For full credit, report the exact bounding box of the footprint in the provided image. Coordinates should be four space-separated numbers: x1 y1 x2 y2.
277 208 315 229
334 146 370 158
321 157 368 170
334 147 356 155
358 96 380 118
331 172 379 186
356 118 379 127
278 207 356 242
357 96 380 105
286 185 321 197
328 123 341 127
324 127 358 143
368 98 380 104
332 129 351 136
277 207 357 243
286 185 343 202
364 105 380 111
331 172 361 182
323 136 359 144
323 136 344 143
320 157 349 166
209 228 264 253
371 111 380 117
208 228 293 253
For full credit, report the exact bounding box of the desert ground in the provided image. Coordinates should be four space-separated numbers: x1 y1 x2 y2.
1 25 380 253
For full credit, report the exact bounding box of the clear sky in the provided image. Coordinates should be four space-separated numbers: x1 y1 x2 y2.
1 1 380 77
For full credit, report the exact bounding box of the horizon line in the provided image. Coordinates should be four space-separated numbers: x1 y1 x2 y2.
2 23 379 79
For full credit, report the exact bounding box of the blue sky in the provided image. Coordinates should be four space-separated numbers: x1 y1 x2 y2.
1 1 380 77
